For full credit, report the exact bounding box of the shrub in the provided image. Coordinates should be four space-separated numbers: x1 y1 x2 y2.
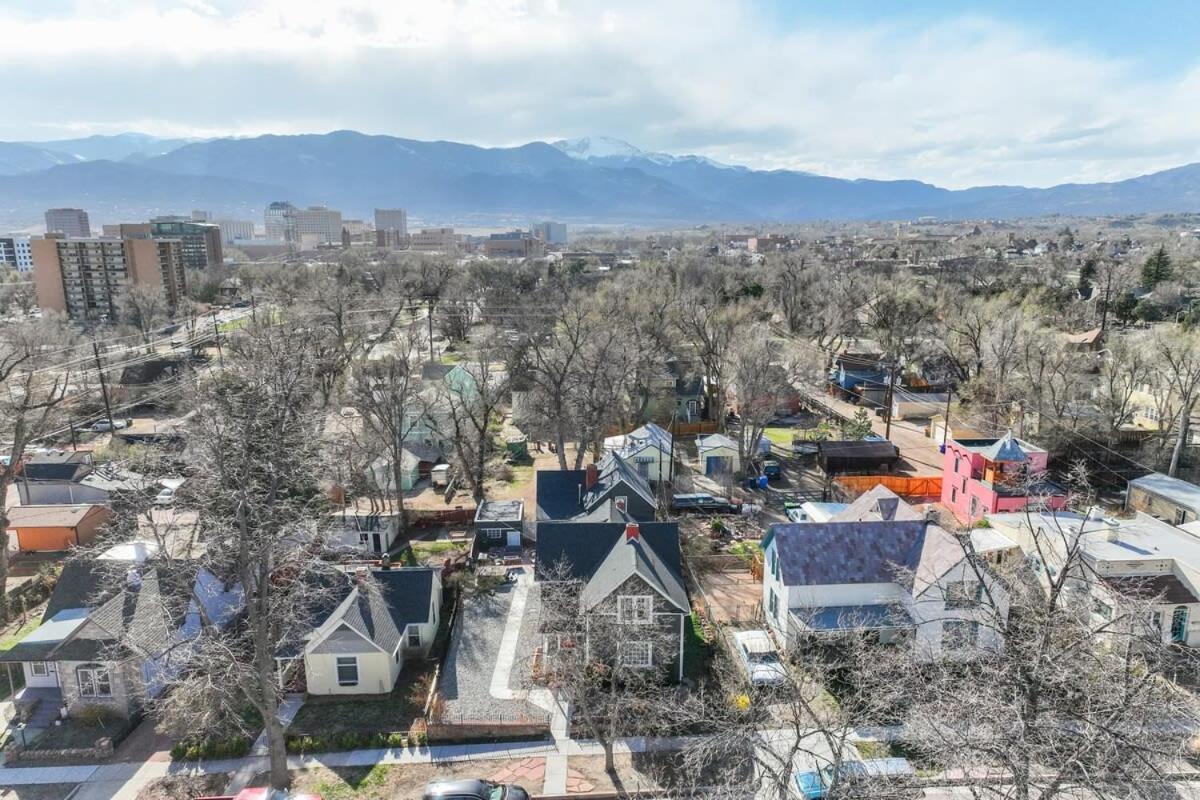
385 731 407 748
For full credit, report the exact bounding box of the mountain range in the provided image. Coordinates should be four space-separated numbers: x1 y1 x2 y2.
0 130 1198 228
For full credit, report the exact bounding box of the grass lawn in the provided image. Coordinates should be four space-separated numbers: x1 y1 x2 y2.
275 758 542 800
762 427 795 447
288 663 433 737
0 617 42 651
682 613 713 684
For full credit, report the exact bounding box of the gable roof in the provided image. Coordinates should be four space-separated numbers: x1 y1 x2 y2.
7 504 106 529
535 469 586 520
582 453 656 512
615 423 673 455
420 363 456 382
43 559 138 622
698 433 737 451
832 486 921 523
536 522 683 585
581 529 689 614
308 568 437 656
763 520 930 586
978 431 1028 463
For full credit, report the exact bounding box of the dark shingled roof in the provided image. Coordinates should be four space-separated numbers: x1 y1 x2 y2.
535 469 586 520
765 520 929 585
1102 574 1200 605
43 560 137 622
297 568 438 657
535 522 682 583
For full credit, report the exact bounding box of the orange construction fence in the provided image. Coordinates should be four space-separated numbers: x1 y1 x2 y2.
833 474 943 500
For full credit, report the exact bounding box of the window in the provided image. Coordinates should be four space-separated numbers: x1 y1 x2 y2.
635 460 651 479
335 656 359 687
77 665 112 698
481 528 505 541
969 496 979 519
942 620 979 651
951 487 957 502
1176 508 1188 526
615 496 629 513
768 588 779 619
621 641 653 668
408 627 421 648
1092 598 1113 621
768 550 777 579
30 662 48 677
953 456 960 474
945 581 983 609
617 595 652 624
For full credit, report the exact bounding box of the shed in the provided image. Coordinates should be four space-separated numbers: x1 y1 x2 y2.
891 391 950 421
6 504 110 552
697 433 740 476
817 440 900 476
1127 473 1200 525
474 499 526 548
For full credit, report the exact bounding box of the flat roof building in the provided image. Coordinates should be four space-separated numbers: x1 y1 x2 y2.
44 208 91 238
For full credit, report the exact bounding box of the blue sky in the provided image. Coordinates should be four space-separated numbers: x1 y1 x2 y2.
0 0 1197 188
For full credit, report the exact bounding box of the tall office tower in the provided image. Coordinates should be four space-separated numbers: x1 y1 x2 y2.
532 221 568 246
264 201 298 243
150 216 224 269
293 206 343 245
374 208 408 248
215 219 255 244
44 208 91 238
32 235 187 321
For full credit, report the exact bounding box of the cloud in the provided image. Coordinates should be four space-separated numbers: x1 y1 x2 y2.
0 0 1197 188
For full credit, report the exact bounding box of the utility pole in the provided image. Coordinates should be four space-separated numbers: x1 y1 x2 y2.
211 312 224 369
941 387 953 449
91 341 115 432
667 411 678 485
68 420 78 451
883 361 898 440
427 299 435 363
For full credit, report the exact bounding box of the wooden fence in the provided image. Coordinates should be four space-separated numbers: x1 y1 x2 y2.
833 474 943 501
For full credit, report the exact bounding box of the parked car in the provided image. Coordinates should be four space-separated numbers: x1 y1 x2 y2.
791 440 818 457
154 487 176 506
670 493 743 514
762 459 782 479
792 758 915 799
89 418 129 432
422 779 530 800
732 629 789 687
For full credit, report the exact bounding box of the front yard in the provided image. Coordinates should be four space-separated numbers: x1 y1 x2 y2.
287 662 434 744
273 758 545 800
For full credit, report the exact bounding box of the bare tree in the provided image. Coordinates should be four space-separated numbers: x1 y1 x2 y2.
120 285 169 351
1150 327 1200 476
0 318 74 620
439 348 508 501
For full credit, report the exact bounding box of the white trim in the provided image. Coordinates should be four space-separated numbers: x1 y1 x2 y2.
621 641 653 668
335 655 360 686
677 614 685 681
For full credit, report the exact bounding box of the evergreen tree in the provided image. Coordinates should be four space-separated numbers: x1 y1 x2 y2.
843 407 873 439
1142 246 1172 288
1077 258 1097 292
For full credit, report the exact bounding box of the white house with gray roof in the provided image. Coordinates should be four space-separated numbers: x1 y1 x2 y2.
760 487 1018 659
604 422 675 482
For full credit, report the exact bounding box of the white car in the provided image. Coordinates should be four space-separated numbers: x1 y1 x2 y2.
732 629 789 687
90 419 128 432
154 487 176 506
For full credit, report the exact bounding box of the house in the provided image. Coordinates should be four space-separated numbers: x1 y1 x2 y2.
668 361 708 422
760 487 1017 658
1063 328 1104 352
890 390 950 421
535 521 689 681
327 507 402 555
6 504 111 552
1127 473 1200 526
817 440 900 476
603 423 674 483
830 352 887 401
0 553 242 721
697 433 740 476
365 442 444 494
941 433 1067 524
284 567 441 696
535 453 657 522
989 508 1200 647
17 463 151 505
475 500 525 549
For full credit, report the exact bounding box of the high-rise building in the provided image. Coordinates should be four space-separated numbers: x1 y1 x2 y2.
374 208 408 248
32 235 187 322
101 223 152 239
293 206 343 245
264 201 298 243
485 230 546 259
215 219 255 245
44 208 91 238
191 210 211 222
532 221 568 246
409 228 457 253
149 217 223 270
0 236 34 272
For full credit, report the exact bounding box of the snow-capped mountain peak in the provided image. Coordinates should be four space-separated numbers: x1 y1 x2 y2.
551 136 646 160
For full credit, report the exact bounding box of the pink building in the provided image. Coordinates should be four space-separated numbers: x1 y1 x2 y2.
941 432 1068 524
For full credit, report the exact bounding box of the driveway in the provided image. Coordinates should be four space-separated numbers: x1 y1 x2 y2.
438 574 547 725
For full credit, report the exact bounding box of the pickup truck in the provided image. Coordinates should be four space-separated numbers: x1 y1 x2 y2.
670 493 743 514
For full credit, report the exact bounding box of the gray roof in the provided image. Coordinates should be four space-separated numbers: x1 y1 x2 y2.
698 433 737 451
613 423 673 456
832 486 921 523
311 568 437 656
978 431 1029 463
765 520 929 585
475 499 524 523
581 527 689 614
581 453 656 512
1129 472 1200 513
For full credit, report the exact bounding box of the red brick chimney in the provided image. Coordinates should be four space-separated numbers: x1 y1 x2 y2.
585 462 599 489
625 522 640 541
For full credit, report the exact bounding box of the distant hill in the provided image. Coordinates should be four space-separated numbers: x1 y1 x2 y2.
0 129 1198 227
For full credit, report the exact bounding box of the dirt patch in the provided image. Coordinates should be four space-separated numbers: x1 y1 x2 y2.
0 787 80 800
113 713 176 763
283 758 544 800
135 773 226 800
690 563 762 624
571 751 751 796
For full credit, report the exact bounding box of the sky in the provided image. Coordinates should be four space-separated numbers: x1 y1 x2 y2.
2 0 1199 189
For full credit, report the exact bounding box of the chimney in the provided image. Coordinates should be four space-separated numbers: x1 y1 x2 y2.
126 567 142 589
585 463 599 490
625 522 640 541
